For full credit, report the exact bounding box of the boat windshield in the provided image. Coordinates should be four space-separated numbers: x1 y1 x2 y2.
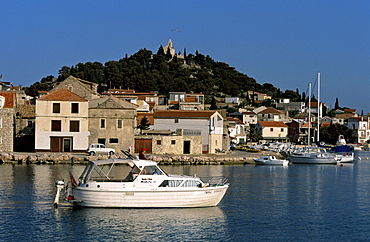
141 165 164 175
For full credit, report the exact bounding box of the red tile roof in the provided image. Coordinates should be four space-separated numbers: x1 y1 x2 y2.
258 107 283 114
38 88 87 102
258 121 288 127
0 91 16 108
226 117 244 124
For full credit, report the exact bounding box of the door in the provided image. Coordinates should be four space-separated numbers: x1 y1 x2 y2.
63 138 72 152
183 141 191 154
135 139 152 153
50 137 62 152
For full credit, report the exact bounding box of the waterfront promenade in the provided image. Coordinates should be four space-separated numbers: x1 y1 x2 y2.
0 150 280 165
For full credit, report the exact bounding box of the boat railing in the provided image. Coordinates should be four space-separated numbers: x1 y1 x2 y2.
202 176 229 186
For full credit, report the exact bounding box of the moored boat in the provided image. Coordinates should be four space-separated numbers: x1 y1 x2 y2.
54 153 229 208
254 155 289 166
288 152 339 164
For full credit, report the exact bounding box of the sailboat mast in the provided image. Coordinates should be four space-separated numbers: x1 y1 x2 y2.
317 72 320 143
308 82 311 146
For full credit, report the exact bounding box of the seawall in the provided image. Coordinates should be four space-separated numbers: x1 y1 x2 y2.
0 151 281 165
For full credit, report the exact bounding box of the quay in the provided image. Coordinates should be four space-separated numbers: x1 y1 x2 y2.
0 150 281 165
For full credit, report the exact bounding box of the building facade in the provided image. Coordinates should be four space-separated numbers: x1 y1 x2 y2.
35 88 89 152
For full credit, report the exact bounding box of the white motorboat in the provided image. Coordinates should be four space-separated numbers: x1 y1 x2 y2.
336 152 355 163
289 152 340 164
254 155 289 166
54 154 229 208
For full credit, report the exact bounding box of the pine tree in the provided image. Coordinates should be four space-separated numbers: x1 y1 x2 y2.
137 116 150 134
335 98 339 110
210 96 217 110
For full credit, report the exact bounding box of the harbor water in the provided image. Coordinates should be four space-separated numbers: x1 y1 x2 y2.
1 151 370 241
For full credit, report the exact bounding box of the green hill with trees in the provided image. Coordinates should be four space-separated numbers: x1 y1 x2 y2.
24 45 304 103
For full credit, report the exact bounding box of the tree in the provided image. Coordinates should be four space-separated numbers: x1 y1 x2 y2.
137 116 150 134
248 126 262 142
319 123 355 144
335 98 340 110
210 96 217 110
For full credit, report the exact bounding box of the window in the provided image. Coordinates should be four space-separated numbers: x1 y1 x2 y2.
281 128 284 132
157 140 162 145
100 119 106 129
109 138 119 143
270 128 273 132
159 180 183 187
51 120 61 131
171 140 176 145
71 103 79 113
117 119 123 129
53 103 60 113
181 180 201 187
98 138 106 144
70 121 80 132
175 119 179 123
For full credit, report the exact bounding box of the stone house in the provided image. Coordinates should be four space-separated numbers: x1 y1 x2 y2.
51 75 100 101
15 105 35 151
88 95 138 152
35 88 89 152
256 107 285 121
256 121 289 142
151 110 223 154
0 92 16 151
136 129 202 155
101 89 158 112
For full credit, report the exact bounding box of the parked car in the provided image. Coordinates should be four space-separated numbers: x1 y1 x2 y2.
86 143 115 156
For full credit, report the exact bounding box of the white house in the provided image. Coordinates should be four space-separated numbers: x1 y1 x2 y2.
347 117 370 143
35 88 89 152
152 110 223 153
226 117 246 144
256 121 289 142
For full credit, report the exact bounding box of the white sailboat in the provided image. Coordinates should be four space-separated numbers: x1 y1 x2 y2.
289 73 339 164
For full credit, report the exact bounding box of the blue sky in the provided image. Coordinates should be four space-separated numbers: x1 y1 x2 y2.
1 1 369 113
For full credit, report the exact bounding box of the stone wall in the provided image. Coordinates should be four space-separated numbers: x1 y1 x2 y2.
0 109 14 152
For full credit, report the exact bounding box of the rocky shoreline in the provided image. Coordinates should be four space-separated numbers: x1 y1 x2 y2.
0 151 281 165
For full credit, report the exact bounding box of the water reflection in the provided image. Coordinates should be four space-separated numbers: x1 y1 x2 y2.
54 206 228 241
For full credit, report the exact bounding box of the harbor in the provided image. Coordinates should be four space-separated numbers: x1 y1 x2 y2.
1 150 369 241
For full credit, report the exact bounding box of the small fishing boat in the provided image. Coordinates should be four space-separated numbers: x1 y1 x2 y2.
54 152 229 208
254 155 289 166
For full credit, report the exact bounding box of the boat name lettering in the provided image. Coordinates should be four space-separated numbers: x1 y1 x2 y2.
141 180 156 183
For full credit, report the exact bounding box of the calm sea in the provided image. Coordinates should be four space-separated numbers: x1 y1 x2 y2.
1 151 370 241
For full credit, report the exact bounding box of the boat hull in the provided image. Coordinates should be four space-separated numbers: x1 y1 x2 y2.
254 159 289 165
288 155 338 164
71 185 229 208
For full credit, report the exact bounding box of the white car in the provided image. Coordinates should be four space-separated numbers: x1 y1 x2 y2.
86 143 115 156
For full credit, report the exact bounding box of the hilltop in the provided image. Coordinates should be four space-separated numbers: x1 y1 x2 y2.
24 40 303 104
